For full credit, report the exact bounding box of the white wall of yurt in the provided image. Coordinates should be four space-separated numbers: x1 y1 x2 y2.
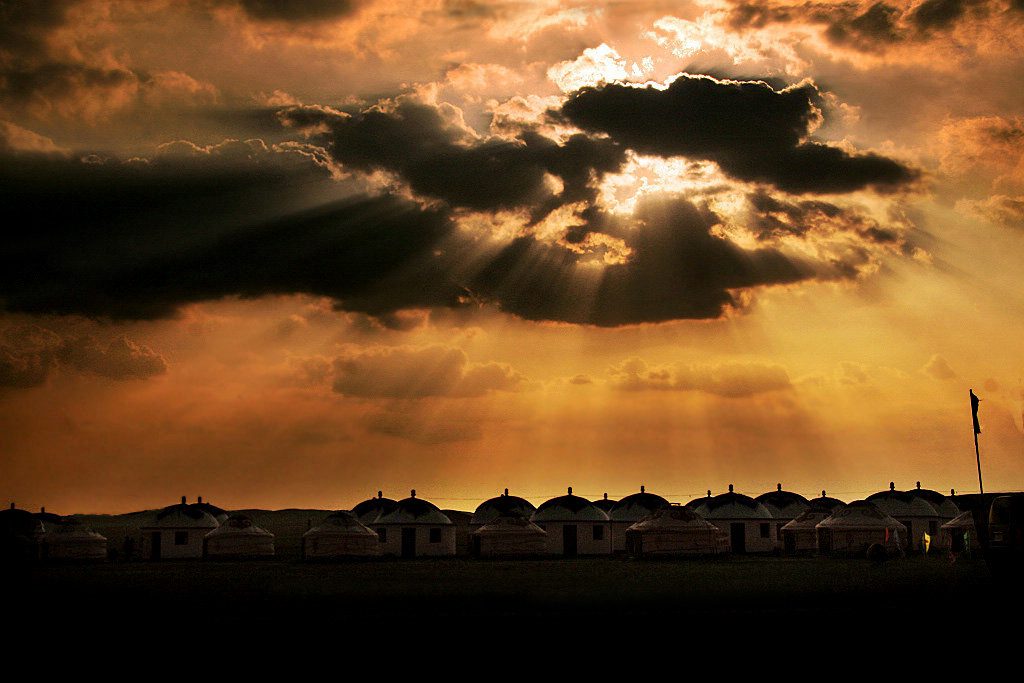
140 497 219 559
866 484 942 552
815 501 906 556
625 505 729 556
372 491 456 558
204 514 275 558
690 486 777 554
303 511 382 559
607 486 669 553
471 514 548 557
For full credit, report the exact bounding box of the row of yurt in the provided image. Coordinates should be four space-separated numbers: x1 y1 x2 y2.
138 497 276 559
866 483 959 551
2 504 109 561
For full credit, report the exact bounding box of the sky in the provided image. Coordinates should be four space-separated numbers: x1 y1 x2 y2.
2 0 1024 514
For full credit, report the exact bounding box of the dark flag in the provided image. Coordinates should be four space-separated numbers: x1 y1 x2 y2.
970 389 981 434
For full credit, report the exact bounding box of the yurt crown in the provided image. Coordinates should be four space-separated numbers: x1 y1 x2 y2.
890 482 895 490
411 489 416 498
504 488 509 496
728 484 734 493
777 483 782 491
181 495 186 504
640 485 645 493
568 486 572 495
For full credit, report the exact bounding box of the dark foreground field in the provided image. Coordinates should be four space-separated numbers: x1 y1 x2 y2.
9 554 1018 629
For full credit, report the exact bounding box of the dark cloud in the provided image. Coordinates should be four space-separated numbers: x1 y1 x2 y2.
0 0 79 57
557 75 918 195
909 0 986 31
743 190 904 245
825 2 904 47
0 325 166 388
0 140 871 327
280 101 626 221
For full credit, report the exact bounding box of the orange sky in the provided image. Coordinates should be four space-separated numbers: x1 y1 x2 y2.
2 0 1023 514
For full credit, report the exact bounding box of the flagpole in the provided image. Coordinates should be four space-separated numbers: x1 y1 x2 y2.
971 389 984 495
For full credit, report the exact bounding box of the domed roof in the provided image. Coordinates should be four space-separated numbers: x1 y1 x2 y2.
352 492 399 524
304 510 378 538
374 491 453 526
807 491 846 511
592 493 617 512
608 487 670 522
531 488 610 523
690 485 773 520
626 505 719 532
907 482 960 517
471 490 536 525
755 484 810 519
191 497 228 522
816 500 905 530
148 499 220 529
472 513 547 537
780 506 834 532
941 510 977 531
205 514 273 538
866 484 940 518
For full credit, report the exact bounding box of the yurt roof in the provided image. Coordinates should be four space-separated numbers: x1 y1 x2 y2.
780 506 834 532
531 489 610 523
608 488 670 522
472 513 547 537
626 505 719 532
471 491 537 525
34 509 63 526
755 486 810 518
352 493 399 523
191 498 228 521
866 485 940 518
205 514 273 538
816 500 905 530
690 487 773 520
907 483 960 517
1 506 45 537
304 510 378 537
942 509 974 532
592 494 618 512
375 492 453 526
148 502 219 529
807 492 846 511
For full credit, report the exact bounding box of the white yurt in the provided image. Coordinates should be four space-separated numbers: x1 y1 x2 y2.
607 486 669 553
303 510 382 559
471 512 548 557
204 514 275 558
530 487 611 556
807 491 846 513
140 497 220 559
779 506 834 554
372 490 455 558
352 492 399 525
866 483 942 552
1 504 44 561
689 485 776 553
815 500 906 556
940 510 981 554
755 484 810 550
906 482 960 543
624 505 730 557
41 516 107 561
470 489 537 529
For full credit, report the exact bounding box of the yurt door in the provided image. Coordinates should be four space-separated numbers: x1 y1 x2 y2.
402 527 416 558
150 532 161 560
563 524 578 556
730 523 745 553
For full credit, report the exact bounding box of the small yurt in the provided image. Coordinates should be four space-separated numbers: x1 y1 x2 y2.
755 484 810 550
471 489 536 529
624 505 730 557
815 500 906 556
140 496 220 559
303 511 382 559
866 483 942 552
372 490 455 558
471 512 548 557
1 504 44 561
780 506 834 554
940 510 981 554
689 485 776 554
41 516 107 561
204 514 275 558
592 493 617 514
352 491 399 525
807 491 846 512
530 487 611 556
907 482 960 542
607 486 669 553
